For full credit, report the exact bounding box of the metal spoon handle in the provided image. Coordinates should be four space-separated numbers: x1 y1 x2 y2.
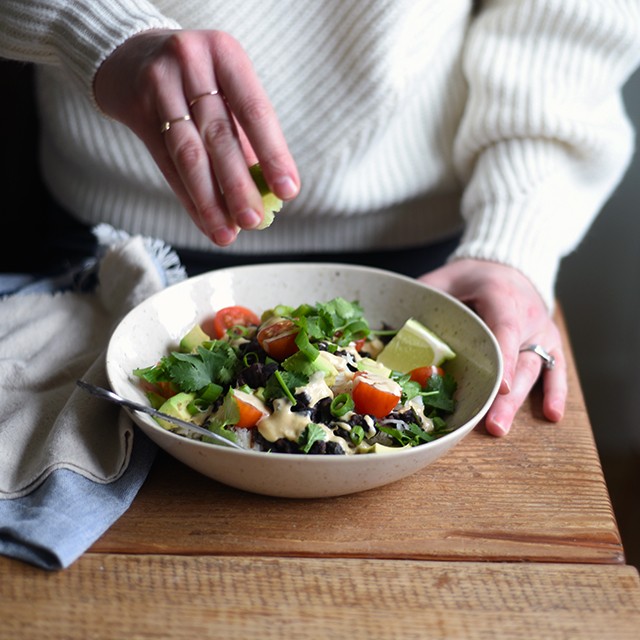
76 380 243 450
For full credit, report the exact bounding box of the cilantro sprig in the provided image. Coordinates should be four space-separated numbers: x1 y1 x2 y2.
298 423 326 453
134 340 241 398
267 297 371 352
391 370 457 414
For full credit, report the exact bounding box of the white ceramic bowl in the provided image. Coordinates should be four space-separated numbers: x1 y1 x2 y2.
106 263 502 498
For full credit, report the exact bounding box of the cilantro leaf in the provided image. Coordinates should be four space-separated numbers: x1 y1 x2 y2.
263 369 307 402
167 341 241 392
422 373 457 413
298 423 326 453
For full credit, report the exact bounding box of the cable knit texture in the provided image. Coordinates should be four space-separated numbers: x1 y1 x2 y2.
1 0 639 307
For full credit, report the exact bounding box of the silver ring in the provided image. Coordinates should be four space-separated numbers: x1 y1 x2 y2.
519 344 555 370
188 90 220 107
160 114 192 134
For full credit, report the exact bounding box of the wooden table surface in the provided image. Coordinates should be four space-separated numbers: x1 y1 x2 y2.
2 310 639 639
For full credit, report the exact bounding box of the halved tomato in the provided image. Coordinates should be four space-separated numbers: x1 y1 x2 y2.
230 389 269 428
140 379 177 399
354 338 367 352
408 366 445 388
351 372 401 418
207 305 261 339
256 318 299 360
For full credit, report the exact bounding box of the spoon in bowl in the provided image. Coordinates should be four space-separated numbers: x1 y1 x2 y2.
76 379 244 450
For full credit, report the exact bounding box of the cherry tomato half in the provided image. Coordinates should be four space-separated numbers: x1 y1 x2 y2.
354 338 367 352
208 305 261 339
351 372 401 418
140 379 177 399
257 318 299 360
409 366 445 388
231 389 269 428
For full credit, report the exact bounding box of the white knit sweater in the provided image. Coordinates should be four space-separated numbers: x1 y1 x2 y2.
2 0 639 307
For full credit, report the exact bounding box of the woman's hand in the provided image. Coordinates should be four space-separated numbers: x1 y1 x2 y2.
419 259 566 436
94 29 300 247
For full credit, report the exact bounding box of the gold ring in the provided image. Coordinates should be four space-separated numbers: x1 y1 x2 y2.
188 90 220 107
160 114 192 134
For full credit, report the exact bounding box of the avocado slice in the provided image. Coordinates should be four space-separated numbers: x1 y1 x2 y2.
155 392 196 431
179 324 210 352
360 442 409 455
282 350 337 378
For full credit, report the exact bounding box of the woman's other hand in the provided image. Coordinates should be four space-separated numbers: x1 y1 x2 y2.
419 259 566 436
94 29 300 247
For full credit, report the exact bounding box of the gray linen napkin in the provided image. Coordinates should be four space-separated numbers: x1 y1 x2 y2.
0 225 186 568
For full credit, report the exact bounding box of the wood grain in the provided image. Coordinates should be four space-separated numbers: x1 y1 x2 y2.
2 556 639 640
92 313 623 564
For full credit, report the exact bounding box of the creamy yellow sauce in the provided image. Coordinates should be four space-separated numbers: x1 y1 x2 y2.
298 371 334 406
257 398 310 443
253 345 432 453
406 396 434 433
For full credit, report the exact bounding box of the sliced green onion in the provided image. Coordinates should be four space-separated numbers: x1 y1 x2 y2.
227 324 252 338
243 351 260 366
187 400 201 416
294 330 319 361
198 382 223 404
272 304 295 317
330 393 354 417
350 425 365 446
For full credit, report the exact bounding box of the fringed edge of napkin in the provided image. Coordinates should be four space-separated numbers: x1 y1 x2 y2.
93 223 187 288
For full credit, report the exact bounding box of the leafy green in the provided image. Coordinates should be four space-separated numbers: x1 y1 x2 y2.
133 362 170 384
391 372 422 403
263 369 307 402
133 340 241 395
379 422 436 447
390 370 457 414
264 296 371 349
298 423 326 453
204 421 239 446
422 373 457 413
169 342 240 391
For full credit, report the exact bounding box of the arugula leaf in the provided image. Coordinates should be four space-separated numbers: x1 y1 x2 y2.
379 422 435 447
298 423 326 453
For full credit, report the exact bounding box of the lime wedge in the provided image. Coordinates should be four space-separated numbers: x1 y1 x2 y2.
249 163 283 230
376 318 455 372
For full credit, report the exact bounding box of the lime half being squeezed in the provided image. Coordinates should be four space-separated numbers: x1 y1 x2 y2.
250 162 283 230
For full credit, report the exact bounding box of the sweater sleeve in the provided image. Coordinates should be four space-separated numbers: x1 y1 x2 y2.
0 0 180 103
450 0 640 308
